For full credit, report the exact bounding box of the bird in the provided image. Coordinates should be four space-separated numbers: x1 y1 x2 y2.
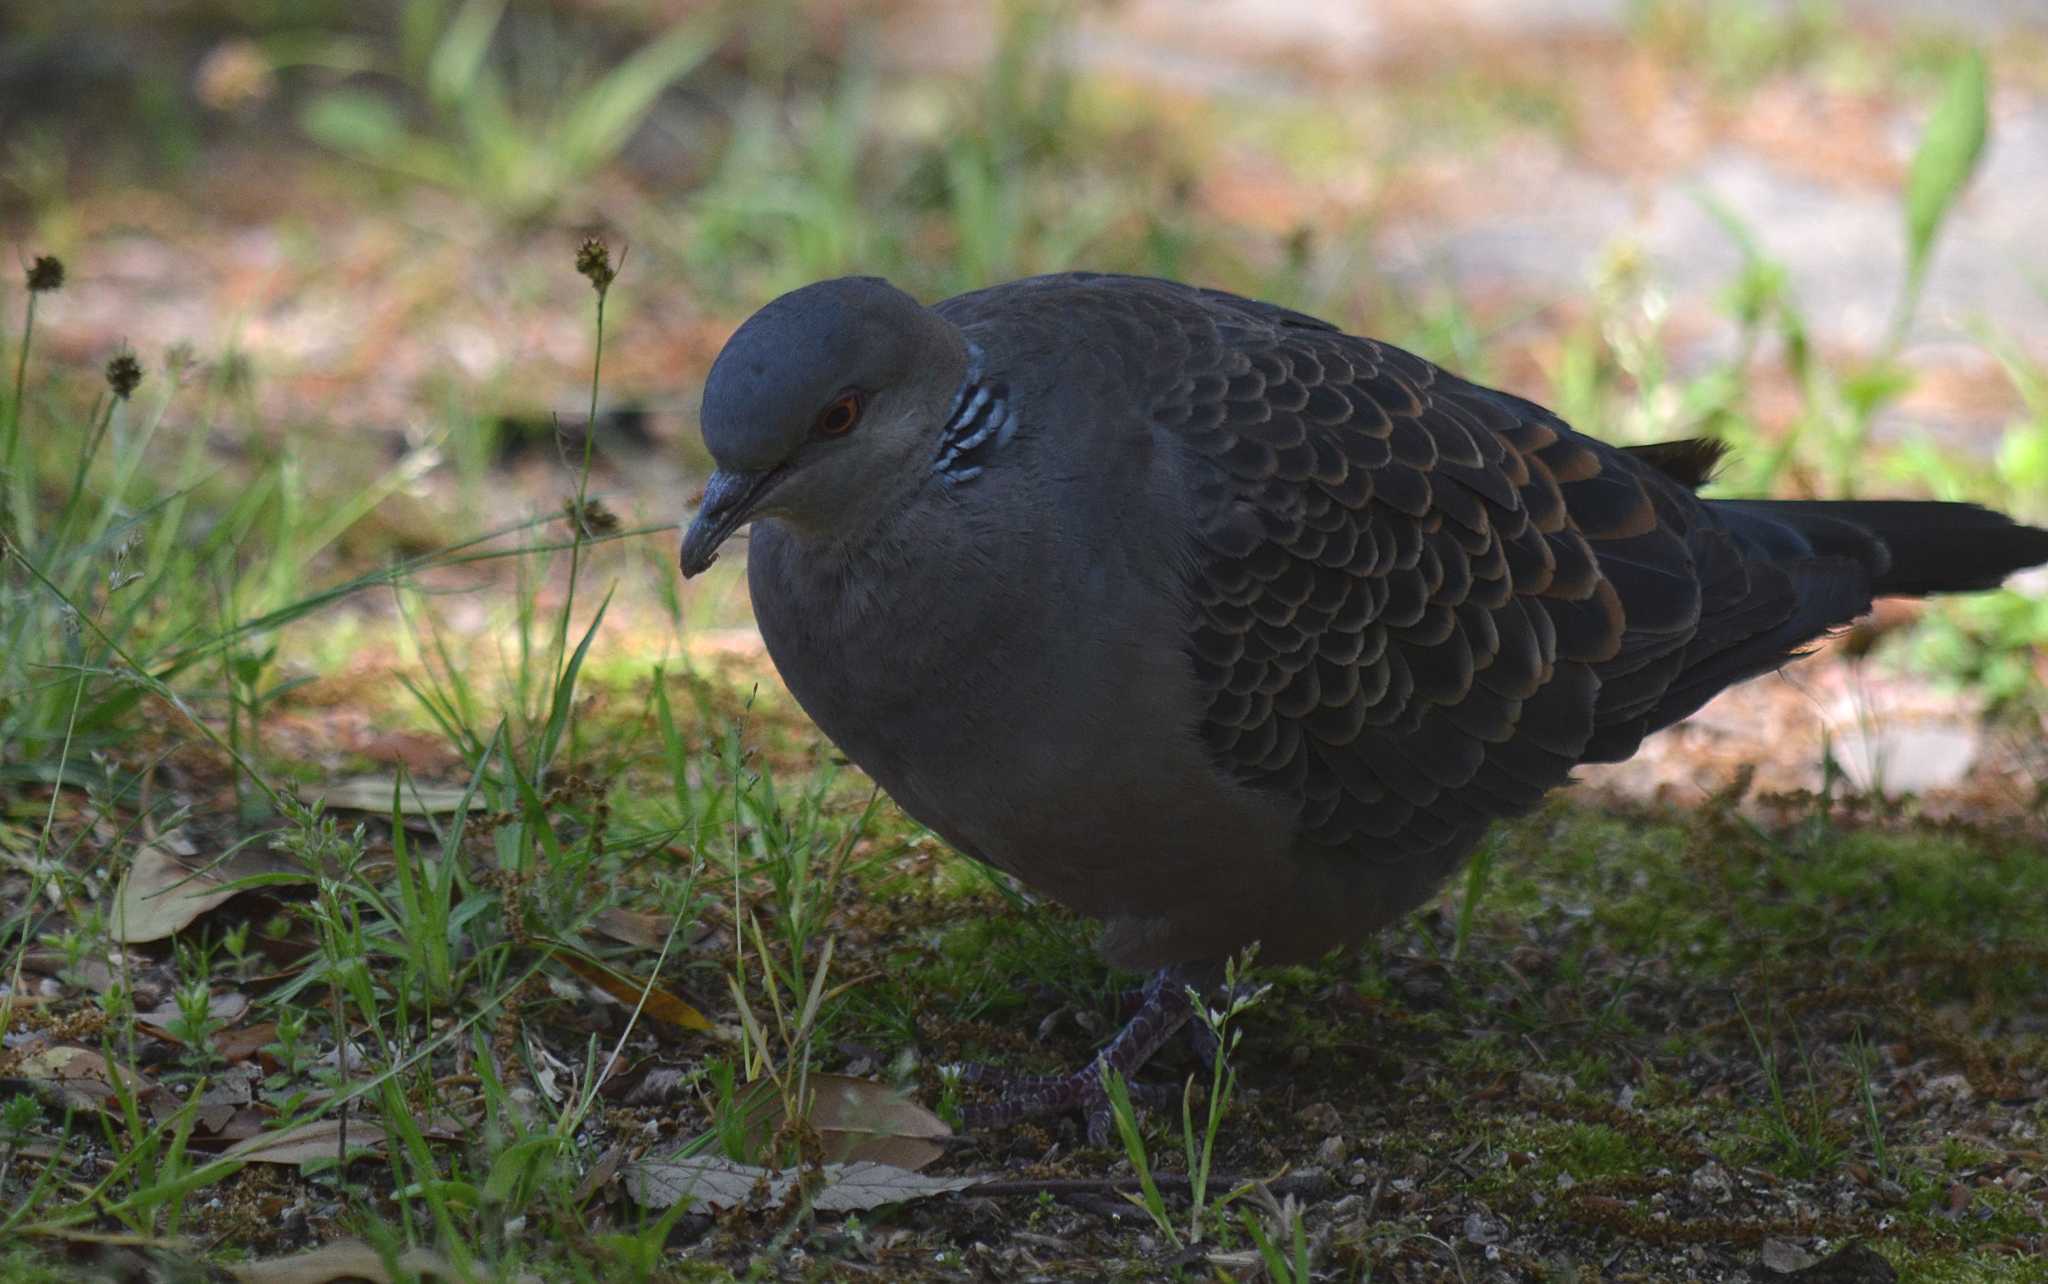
680 272 2048 1141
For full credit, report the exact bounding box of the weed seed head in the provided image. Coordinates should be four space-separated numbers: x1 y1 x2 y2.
576 237 617 295
26 255 64 293
563 495 620 536
105 350 144 400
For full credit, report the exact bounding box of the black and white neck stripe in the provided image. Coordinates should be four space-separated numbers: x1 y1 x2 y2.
933 346 1017 485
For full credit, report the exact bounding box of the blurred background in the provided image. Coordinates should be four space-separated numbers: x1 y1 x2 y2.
3 0 2045 803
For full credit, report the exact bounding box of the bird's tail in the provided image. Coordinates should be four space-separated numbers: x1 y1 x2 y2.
1711 499 2048 598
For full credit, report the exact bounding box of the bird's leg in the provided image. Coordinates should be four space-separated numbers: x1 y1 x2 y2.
958 964 1200 1146
955 1065 1180 1112
1107 979 1216 1063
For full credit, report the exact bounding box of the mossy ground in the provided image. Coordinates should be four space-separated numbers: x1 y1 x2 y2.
838 771 2048 1280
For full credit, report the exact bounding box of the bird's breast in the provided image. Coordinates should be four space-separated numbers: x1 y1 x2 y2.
741 506 1293 923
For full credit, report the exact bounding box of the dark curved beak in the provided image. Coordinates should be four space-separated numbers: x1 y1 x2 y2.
680 467 779 577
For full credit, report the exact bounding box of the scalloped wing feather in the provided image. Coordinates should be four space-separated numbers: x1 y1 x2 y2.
1163 298 1787 853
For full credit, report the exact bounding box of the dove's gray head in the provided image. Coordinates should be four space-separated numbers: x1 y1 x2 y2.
681 277 966 576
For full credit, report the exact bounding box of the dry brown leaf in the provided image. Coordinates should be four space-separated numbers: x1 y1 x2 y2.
311 776 482 815
556 950 711 1031
222 1117 386 1166
189 1064 264 1132
622 1155 979 1213
112 840 288 944
14 1045 140 1111
590 906 705 950
226 1241 456 1283
138 989 250 1040
713 1075 953 1169
740 1074 952 1170
200 1105 274 1142
214 1020 279 1064
573 1144 630 1205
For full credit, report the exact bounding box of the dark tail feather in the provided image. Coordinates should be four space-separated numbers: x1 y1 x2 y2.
1713 499 2048 597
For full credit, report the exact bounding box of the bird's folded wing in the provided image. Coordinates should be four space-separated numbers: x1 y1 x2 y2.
1167 314 1791 852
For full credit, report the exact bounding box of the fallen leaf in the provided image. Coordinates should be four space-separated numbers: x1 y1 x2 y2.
624 1153 770 1211
200 1106 275 1142
214 1020 280 1064
146 1064 265 1133
526 1038 574 1104
139 989 250 1040
623 1155 979 1213
112 840 291 943
741 1073 952 1170
226 1241 456 1283
808 1162 982 1212
223 1117 386 1166
14 1045 143 1112
574 1145 630 1205
555 949 712 1031
311 776 482 815
591 906 705 950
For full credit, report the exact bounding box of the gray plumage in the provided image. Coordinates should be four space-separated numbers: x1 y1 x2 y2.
682 272 2048 1128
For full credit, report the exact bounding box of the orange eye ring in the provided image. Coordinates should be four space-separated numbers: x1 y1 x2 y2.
815 390 864 438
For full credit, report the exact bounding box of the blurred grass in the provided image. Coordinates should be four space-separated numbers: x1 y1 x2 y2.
0 1 2045 1279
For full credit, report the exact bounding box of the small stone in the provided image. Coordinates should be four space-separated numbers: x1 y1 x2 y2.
1296 1101 1341 1133
1759 1239 1818 1274
1316 1135 1349 1167
1689 1161 1732 1202
1463 1210 1507 1246
1923 1073 1973 1102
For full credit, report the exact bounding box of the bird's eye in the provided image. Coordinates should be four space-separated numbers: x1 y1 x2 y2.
814 390 864 439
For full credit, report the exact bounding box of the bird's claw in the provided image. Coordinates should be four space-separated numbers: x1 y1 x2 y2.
949 964 1204 1146
955 1060 1178 1146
